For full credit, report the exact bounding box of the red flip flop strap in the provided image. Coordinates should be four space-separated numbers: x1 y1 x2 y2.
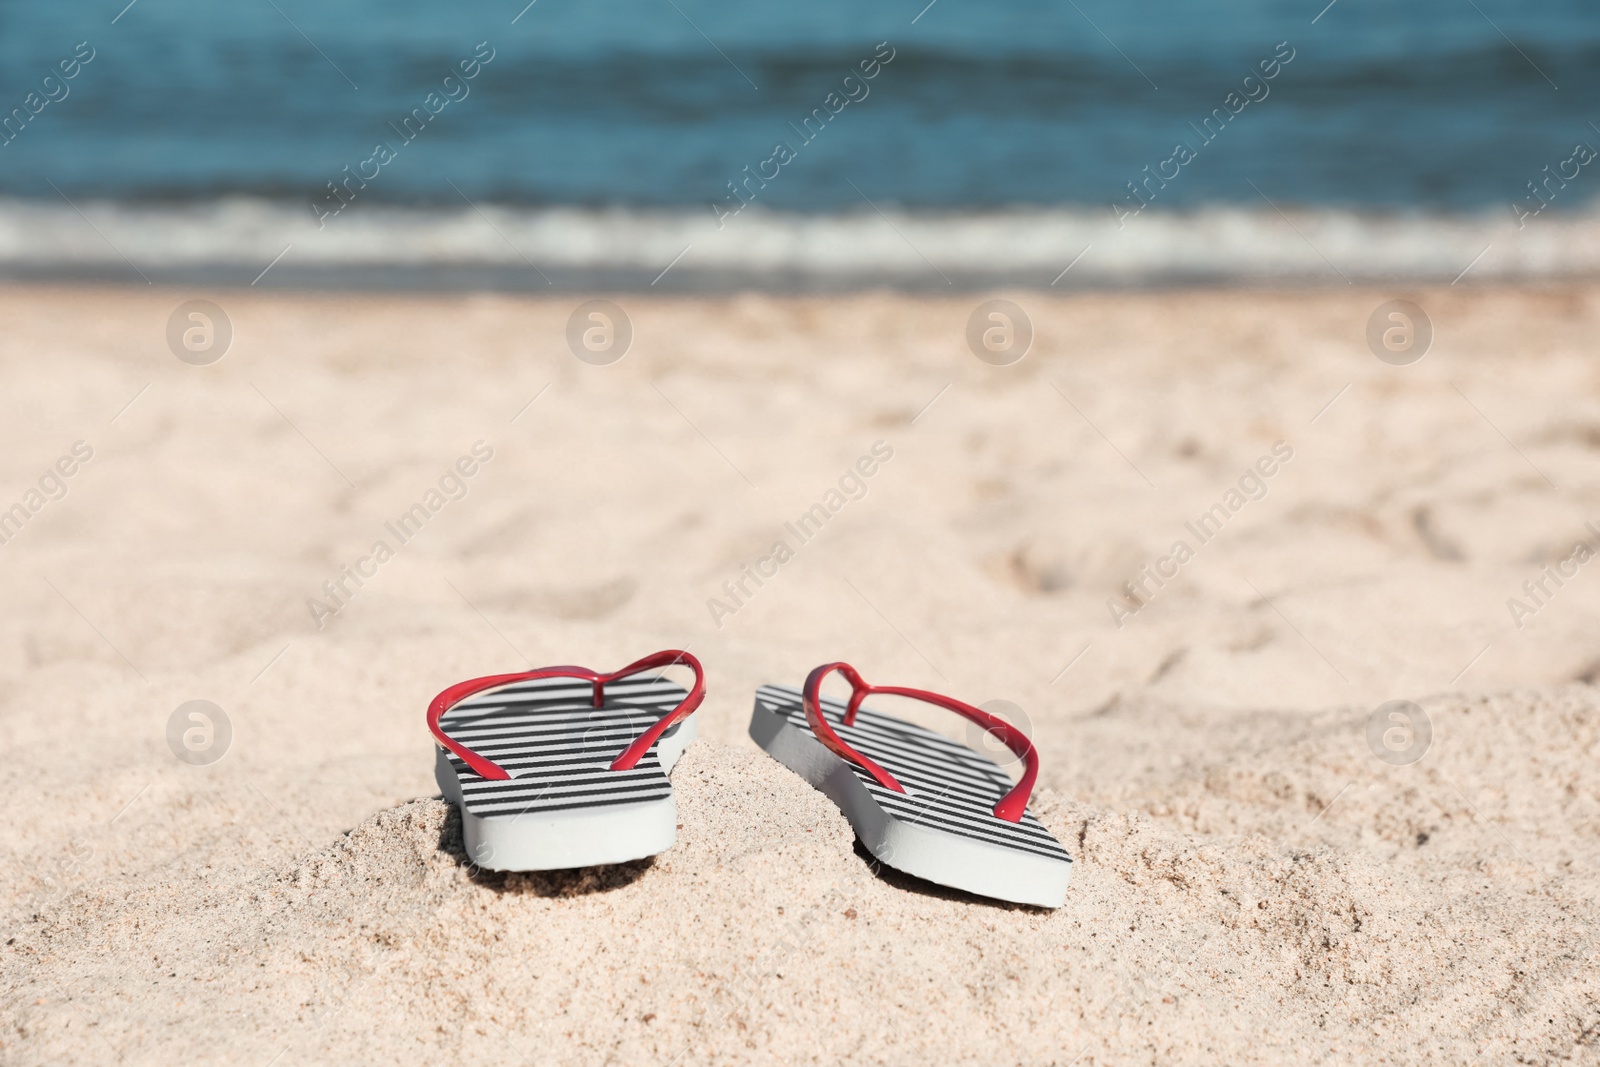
801 662 1040 823
427 666 599 781
426 651 704 780
802 662 902 792
601 650 706 771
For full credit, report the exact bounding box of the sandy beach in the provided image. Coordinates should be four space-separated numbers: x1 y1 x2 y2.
2 281 1599 1064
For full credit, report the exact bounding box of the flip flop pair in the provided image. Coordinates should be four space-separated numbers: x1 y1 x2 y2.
428 651 1072 907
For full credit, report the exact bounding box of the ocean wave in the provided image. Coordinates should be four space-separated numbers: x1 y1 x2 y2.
1 198 1595 289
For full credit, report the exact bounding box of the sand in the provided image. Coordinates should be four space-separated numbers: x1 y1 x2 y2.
1 282 1598 1064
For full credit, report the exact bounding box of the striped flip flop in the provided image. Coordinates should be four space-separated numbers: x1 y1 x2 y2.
428 650 704 871
749 662 1071 907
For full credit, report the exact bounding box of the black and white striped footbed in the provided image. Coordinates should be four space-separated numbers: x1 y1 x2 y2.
428 651 704 871
748 663 1071 907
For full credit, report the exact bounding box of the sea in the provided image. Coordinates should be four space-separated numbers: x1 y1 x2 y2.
1 0 1597 288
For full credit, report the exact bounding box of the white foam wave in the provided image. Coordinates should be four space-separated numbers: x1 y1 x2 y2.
1 197 1595 284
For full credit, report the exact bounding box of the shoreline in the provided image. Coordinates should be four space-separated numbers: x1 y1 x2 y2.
5 268 1600 295
3 199 1599 292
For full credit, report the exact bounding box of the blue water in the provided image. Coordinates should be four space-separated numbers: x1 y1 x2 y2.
2 0 1597 215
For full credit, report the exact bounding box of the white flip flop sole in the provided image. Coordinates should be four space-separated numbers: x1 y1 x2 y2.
435 674 697 871
750 684 1072 907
